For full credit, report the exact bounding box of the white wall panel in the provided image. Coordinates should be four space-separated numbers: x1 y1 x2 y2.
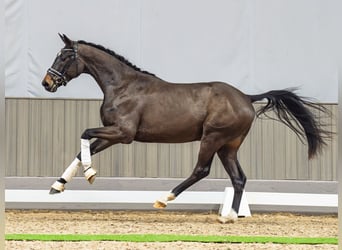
4 0 341 102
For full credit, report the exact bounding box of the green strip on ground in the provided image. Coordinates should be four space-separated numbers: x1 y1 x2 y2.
5 234 338 245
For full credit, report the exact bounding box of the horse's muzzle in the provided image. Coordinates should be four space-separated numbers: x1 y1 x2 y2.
42 74 58 92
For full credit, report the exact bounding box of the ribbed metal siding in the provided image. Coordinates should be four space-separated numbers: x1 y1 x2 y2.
5 98 337 180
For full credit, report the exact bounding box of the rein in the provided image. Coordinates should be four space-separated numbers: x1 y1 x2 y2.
47 43 79 87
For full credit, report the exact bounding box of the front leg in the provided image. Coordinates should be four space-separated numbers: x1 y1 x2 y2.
78 138 114 183
79 126 135 183
50 125 135 194
50 158 81 194
80 138 97 183
50 139 114 194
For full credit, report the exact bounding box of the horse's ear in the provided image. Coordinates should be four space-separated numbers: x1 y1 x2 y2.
58 33 73 47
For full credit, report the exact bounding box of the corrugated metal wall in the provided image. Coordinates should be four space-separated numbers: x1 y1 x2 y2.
5 98 337 181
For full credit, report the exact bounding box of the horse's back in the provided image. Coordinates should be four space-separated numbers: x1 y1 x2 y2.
135 81 210 142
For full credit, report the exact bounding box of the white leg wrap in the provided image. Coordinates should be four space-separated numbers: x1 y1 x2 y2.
80 139 96 184
81 139 91 167
218 209 238 224
61 158 81 182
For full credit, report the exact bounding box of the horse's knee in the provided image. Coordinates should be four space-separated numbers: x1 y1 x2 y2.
81 129 92 140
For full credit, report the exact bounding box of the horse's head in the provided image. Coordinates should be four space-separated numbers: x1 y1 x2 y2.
42 34 84 92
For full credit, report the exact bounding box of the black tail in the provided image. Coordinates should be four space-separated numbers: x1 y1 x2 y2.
248 89 331 159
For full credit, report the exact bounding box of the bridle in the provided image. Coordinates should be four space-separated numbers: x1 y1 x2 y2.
47 43 79 87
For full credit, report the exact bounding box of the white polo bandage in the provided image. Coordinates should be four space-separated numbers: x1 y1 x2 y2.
81 139 91 167
61 158 81 182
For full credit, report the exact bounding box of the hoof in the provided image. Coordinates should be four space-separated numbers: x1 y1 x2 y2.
218 210 238 224
153 200 167 209
49 187 61 195
88 174 96 184
153 193 175 209
49 181 65 194
217 216 237 224
84 167 96 184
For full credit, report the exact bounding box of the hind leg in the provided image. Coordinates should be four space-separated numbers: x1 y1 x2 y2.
153 136 217 208
217 144 247 223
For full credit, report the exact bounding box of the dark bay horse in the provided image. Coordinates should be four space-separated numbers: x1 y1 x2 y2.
42 34 329 223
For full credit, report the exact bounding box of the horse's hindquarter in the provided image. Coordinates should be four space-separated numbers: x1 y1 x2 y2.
204 83 255 134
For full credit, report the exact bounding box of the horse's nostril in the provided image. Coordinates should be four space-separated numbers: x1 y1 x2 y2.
42 81 53 91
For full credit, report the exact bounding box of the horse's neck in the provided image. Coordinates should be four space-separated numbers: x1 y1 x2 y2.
81 48 132 95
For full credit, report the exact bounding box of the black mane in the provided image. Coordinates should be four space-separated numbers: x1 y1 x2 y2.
78 40 155 76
